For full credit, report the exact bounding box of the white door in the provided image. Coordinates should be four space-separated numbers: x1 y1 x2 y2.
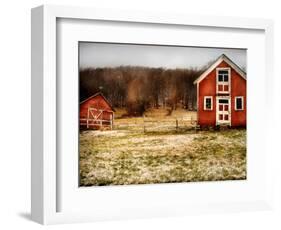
217 98 231 125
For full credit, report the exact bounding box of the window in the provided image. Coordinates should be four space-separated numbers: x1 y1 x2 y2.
235 96 244 110
204 96 213 110
218 99 229 104
217 68 230 93
218 70 229 82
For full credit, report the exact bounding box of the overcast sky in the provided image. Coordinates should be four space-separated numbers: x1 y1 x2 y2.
79 42 246 70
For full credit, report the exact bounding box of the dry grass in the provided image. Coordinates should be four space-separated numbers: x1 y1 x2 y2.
79 112 246 186
114 110 197 132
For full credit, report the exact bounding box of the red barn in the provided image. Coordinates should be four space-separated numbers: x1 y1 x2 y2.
80 92 115 129
193 54 246 128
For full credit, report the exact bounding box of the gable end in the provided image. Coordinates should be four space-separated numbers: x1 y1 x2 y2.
193 54 246 85
80 92 115 112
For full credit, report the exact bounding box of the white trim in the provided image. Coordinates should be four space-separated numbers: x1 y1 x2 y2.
216 96 231 126
216 67 231 94
235 96 244 110
204 96 213 110
193 54 246 85
196 82 199 120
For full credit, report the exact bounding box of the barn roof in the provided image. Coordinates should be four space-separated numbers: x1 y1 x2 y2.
193 54 246 85
80 92 115 112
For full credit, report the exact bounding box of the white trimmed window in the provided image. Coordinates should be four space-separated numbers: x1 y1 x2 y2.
235 96 244 110
204 96 213 110
217 68 230 94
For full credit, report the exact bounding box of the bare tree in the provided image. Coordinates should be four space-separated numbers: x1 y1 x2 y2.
79 66 203 116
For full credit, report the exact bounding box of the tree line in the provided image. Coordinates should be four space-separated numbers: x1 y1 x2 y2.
80 66 204 116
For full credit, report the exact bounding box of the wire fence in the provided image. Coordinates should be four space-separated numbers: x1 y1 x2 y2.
114 115 199 133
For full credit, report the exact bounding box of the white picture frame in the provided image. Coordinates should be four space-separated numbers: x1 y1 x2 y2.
31 5 274 225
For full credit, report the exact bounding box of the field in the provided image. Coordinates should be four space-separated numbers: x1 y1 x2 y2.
79 109 246 186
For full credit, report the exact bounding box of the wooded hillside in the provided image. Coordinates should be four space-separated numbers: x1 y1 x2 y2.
80 66 204 116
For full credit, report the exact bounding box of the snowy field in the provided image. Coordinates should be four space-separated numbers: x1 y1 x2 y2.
79 112 246 186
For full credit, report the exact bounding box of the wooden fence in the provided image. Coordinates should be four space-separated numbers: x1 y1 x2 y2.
143 116 199 132
80 107 113 129
113 115 199 133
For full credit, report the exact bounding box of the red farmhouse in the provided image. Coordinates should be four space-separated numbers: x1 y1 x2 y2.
80 92 115 129
193 54 246 128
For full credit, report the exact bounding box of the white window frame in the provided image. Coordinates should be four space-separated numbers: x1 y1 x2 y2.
216 67 231 94
204 96 213 110
216 96 231 126
235 96 244 110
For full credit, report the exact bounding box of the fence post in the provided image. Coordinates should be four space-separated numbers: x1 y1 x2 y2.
87 107 90 129
110 114 113 130
143 115 146 133
176 118 178 131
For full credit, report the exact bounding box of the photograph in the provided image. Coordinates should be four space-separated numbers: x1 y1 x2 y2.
78 42 247 186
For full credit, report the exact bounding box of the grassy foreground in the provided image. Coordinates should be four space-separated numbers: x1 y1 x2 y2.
79 128 246 186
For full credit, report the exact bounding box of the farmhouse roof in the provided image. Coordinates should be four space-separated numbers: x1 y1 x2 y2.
80 92 115 112
193 54 246 85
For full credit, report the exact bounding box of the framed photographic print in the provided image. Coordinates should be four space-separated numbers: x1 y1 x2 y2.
31 5 274 225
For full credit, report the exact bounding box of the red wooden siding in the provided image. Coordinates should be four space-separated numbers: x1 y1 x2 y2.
231 69 247 127
197 64 217 127
80 94 114 129
197 60 246 128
